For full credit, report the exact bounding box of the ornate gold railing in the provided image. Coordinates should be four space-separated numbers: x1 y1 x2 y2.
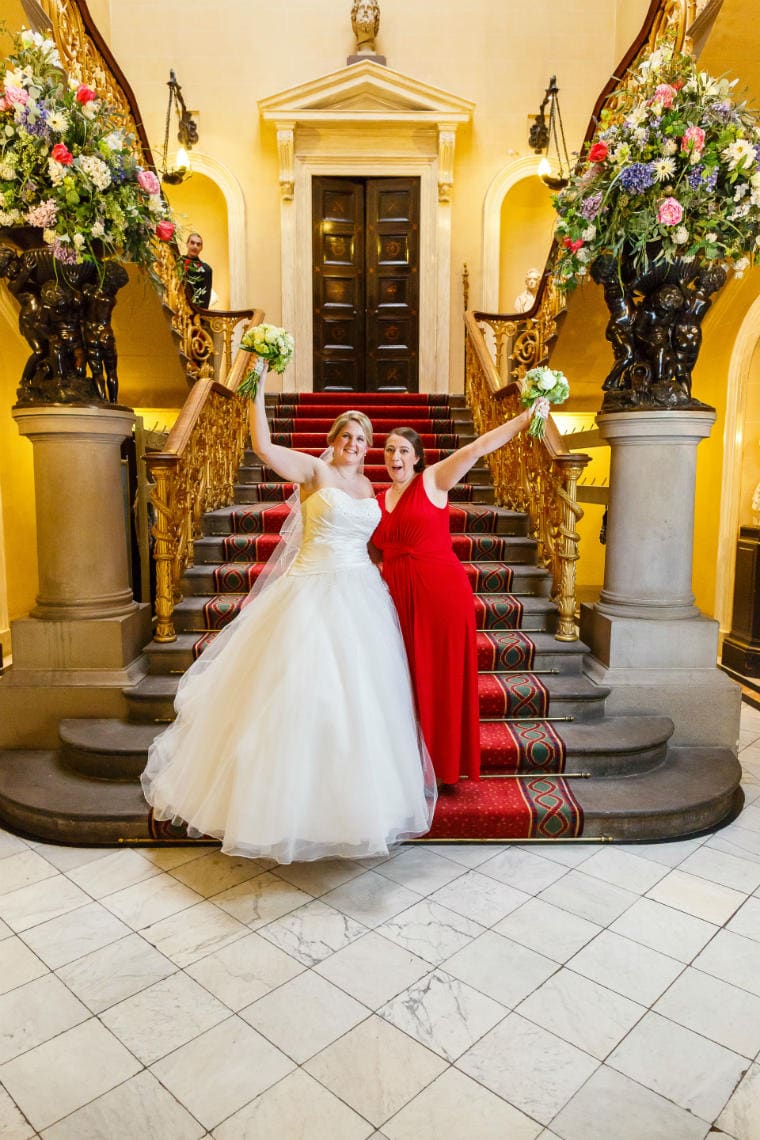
36 0 251 384
465 311 590 641
145 337 261 642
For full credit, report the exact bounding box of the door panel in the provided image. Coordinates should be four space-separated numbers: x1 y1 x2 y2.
313 176 419 392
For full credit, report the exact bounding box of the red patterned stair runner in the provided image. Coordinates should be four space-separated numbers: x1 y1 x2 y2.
185 392 583 840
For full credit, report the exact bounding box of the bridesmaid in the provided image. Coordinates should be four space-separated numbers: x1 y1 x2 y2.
372 411 531 785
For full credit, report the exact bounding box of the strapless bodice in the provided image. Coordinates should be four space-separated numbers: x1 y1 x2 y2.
289 486 380 575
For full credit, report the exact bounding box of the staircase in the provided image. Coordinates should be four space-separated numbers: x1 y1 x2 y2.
0 392 742 845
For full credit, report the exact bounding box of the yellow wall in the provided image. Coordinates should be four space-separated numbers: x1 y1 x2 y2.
164 175 230 310
498 177 556 313
740 340 760 526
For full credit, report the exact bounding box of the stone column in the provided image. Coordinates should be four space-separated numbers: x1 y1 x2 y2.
580 409 741 748
13 405 137 620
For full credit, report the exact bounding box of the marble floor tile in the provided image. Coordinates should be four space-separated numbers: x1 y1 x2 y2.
0 935 47 994
210 870 311 928
736 803 760 834
376 899 483 966
679 846 760 894
0 849 58 896
0 1018 141 1132
31 844 117 874
493 897 601 964
375 848 467 894
0 915 11 941
614 836 707 869
726 895 760 942
654 966 760 1058
40 1069 205 1140
169 851 264 898
478 847 569 894
213 1068 374 1140
566 929 684 1005
443 929 558 1008
66 849 160 900
270 858 366 897
693 928 760 997
18 900 130 970
140 900 251 968
258 899 368 967
0 832 29 861
607 1010 746 1123
419 842 509 869
378 968 506 1062
241 969 369 1063
715 1062 760 1140
315 931 431 1009
150 1016 294 1131
320 870 421 927
100 971 231 1064
0 1083 35 1140
609 896 718 963
516 968 645 1061
304 1014 446 1129
550 1064 709 1140
100 872 203 930
707 824 760 867
523 842 599 869
456 1012 598 1125
0 972 88 1064
539 869 638 927
382 1066 541 1140
578 847 670 895
185 929 303 1010
135 845 212 871
0 874 90 932
56 931 176 1013
646 869 746 925
428 869 530 927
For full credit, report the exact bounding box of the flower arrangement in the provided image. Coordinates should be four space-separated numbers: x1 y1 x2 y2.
553 42 760 289
520 366 570 439
238 324 295 398
0 28 175 268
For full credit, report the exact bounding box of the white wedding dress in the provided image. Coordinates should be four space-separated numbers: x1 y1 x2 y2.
142 486 436 863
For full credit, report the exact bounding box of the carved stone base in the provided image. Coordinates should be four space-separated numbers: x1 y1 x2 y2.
347 53 386 65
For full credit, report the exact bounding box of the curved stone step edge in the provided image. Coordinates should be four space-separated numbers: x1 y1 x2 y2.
576 747 742 841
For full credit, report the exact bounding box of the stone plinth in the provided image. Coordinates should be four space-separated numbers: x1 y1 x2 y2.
13 404 137 620
581 409 742 750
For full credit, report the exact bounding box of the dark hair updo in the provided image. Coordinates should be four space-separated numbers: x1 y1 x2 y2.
387 426 425 472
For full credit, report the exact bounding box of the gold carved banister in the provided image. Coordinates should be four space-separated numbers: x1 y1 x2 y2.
464 310 590 641
145 345 256 642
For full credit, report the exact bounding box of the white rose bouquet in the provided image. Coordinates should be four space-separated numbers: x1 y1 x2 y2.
520 366 570 440
238 323 295 399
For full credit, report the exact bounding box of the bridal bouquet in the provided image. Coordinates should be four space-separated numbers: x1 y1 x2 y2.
238 323 295 398
520 366 570 439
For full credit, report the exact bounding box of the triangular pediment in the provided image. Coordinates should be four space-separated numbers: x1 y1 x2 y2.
259 60 473 124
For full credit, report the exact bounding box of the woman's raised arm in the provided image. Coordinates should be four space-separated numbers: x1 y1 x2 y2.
427 408 532 494
248 372 322 487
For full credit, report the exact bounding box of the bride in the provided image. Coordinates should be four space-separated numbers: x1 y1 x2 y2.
141 369 436 863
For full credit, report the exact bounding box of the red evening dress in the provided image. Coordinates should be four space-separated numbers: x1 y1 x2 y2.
373 474 480 784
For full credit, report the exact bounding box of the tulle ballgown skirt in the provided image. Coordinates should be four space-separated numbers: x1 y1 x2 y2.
141 562 436 863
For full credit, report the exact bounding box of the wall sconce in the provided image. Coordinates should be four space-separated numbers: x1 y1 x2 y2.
161 69 198 185
529 76 571 190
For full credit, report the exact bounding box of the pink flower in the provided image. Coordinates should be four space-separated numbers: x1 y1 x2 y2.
156 220 176 242
50 142 73 165
588 142 609 163
657 196 684 226
4 84 28 107
75 84 97 104
137 169 161 195
653 84 677 108
681 125 706 155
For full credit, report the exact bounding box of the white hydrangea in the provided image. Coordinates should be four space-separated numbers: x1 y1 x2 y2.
581 225 597 242
733 256 750 277
79 154 111 190
0 160 17 180
662 139 678 156
47 157 66 186
672 225 689 244
91 220 106 238
73 233 86 250
148 194 164 215
0 209 22 225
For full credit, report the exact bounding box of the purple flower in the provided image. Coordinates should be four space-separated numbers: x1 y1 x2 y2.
687 165 704 188
709 101 737 123
704 170 718 191
619 162 656 193
52 239 77 264
580 191 603 220
17 104 52 141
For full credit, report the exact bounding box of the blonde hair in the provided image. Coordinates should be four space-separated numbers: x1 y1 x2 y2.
327 410 373 447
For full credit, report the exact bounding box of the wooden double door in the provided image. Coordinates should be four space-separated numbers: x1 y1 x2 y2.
312 176 420 392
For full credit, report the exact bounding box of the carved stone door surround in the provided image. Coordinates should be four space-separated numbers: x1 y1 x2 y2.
259 61 473 392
